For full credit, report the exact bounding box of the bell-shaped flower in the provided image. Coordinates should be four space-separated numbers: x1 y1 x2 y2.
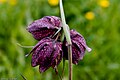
63 30 92 64
27 16 62 40
30 38 63 73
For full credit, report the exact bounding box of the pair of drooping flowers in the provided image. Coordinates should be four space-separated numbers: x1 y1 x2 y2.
27 16 91 73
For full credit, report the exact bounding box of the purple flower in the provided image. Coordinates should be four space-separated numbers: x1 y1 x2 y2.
26 16 92 73
30 38 63 73
63 30 91 64
27 16 62 40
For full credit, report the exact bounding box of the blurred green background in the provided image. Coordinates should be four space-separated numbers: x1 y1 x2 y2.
0 0 120 80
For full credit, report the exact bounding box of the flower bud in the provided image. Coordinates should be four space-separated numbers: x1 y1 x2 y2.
30 38 63 72
27 16 62 40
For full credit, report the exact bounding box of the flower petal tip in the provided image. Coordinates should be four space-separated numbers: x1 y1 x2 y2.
86 47 92 52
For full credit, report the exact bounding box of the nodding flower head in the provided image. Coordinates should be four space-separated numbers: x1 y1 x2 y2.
63 30 92 64
27 16 62 40
30 37 63 73
26 16 92 73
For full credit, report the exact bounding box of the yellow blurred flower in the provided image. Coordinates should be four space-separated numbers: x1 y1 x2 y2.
98 0 110 8
48 0 59 6
0 0 6 3
9 0 17 6
85 11 95 20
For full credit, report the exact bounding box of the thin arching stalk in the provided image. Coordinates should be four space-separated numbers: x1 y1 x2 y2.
59 0 72 80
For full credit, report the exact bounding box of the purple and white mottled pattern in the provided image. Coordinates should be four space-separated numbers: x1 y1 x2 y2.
27 16 62 40
70 30 92 52
63 30 92 64
30 38 63 73
26 16 92 73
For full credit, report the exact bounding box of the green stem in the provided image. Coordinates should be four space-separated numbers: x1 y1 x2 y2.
17 43 34 48
59 0 71 45
59 0 72 80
